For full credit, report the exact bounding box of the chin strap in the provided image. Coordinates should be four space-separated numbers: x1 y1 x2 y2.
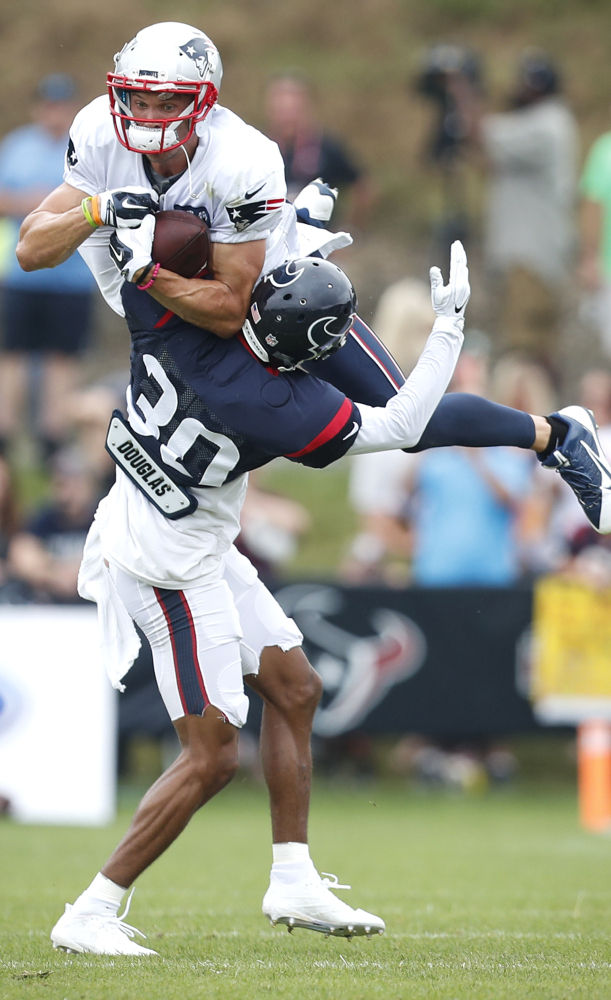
179 139 207 199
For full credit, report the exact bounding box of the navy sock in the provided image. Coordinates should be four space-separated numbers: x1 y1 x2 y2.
408 393 537 452
537 415 568 460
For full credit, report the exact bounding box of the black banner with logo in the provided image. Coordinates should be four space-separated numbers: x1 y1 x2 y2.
119 585 538 740
246 583 536 739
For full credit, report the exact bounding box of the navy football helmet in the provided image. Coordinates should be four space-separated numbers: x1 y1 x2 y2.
242 257 357 370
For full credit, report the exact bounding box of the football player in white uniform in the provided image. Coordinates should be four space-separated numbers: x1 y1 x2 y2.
17 21 611 958
17 21 386 956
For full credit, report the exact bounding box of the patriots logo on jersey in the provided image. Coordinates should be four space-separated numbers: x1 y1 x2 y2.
227 197 284 232
179 37 217 80
66 138 78 168
173 204 211 227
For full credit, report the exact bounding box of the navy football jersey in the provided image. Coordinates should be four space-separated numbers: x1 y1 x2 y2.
121 284 361 490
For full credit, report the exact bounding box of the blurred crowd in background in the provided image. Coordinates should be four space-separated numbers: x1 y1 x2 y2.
1 42 611 606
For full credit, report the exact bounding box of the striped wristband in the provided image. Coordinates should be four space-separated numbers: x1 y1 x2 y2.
81 197 99 230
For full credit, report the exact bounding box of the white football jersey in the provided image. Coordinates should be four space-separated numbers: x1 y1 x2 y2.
66 95 349 589
64 95 304 315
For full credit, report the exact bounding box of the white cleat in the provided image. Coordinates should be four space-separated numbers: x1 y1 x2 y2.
50 891 158 956
262 866 385 938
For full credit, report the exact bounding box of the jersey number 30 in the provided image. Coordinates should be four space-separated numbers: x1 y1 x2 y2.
128 354 239 487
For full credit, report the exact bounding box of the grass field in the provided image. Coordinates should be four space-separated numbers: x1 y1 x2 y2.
2 782 611 1000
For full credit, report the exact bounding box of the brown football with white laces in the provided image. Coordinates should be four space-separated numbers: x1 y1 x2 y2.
152 210 210 278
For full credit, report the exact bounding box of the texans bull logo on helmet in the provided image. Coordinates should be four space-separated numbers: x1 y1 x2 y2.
179 37 218 80
227 197 284 233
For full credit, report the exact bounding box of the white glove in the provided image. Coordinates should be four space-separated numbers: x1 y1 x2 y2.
109 214 156 282
429 240 470 327
92 186 159 228
293 177 338 225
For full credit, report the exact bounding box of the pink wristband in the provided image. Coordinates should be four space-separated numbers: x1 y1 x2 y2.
137 262 160 291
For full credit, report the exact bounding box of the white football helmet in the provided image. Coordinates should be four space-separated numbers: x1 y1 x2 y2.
108 22 223 154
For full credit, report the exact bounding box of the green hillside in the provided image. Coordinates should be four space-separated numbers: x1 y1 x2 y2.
3 0 611 233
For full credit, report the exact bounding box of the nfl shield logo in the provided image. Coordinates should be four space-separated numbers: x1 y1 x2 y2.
265 334 278 347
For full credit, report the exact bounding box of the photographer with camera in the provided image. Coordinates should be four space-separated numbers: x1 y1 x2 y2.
448 49 579 378
415 45 483 258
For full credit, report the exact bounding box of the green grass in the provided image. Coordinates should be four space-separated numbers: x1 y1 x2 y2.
259 458 356 577
1 783 611 999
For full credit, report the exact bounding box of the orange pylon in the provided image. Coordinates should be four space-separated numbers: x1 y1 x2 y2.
578 720 611 832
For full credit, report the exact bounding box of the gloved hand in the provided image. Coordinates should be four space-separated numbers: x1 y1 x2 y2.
429 240 470 327
293 177 338 227
109 214 156 282
92 186 159 228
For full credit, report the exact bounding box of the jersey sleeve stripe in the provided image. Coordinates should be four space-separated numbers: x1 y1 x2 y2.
285 397 353 458
350 316 405 390
154 309 175 329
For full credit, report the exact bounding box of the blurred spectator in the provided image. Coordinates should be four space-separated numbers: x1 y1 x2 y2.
66 373 128 494
369 277 435 376
490 353 557 417
415 44 483 256
264 73 375 228
341 276 438 584
407 450 531 589
8 447 97 603
342 448 413 584
0 74 96 463
236 471 311 586
447 327 491 395
343 330 535 587
453 49 578 376
390 734 516 792
406 333 533 586
488 353 558 576
0 455 19 595
578 123 611 357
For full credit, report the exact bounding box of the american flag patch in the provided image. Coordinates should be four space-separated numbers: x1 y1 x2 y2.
251 301 261 324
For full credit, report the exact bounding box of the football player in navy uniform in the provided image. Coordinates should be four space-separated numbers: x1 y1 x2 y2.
17 22 611 957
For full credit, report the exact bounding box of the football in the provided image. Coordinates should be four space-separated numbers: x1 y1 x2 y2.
151 210 210 279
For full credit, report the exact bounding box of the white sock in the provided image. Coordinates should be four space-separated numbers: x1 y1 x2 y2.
71 872 128 917
271 842 312 884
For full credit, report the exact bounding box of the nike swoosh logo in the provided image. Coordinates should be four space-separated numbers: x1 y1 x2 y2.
109 241 123 263
244 183 265 200
581 440 611 490
455 300 467 313
343 421 359 441
121 197 147 210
